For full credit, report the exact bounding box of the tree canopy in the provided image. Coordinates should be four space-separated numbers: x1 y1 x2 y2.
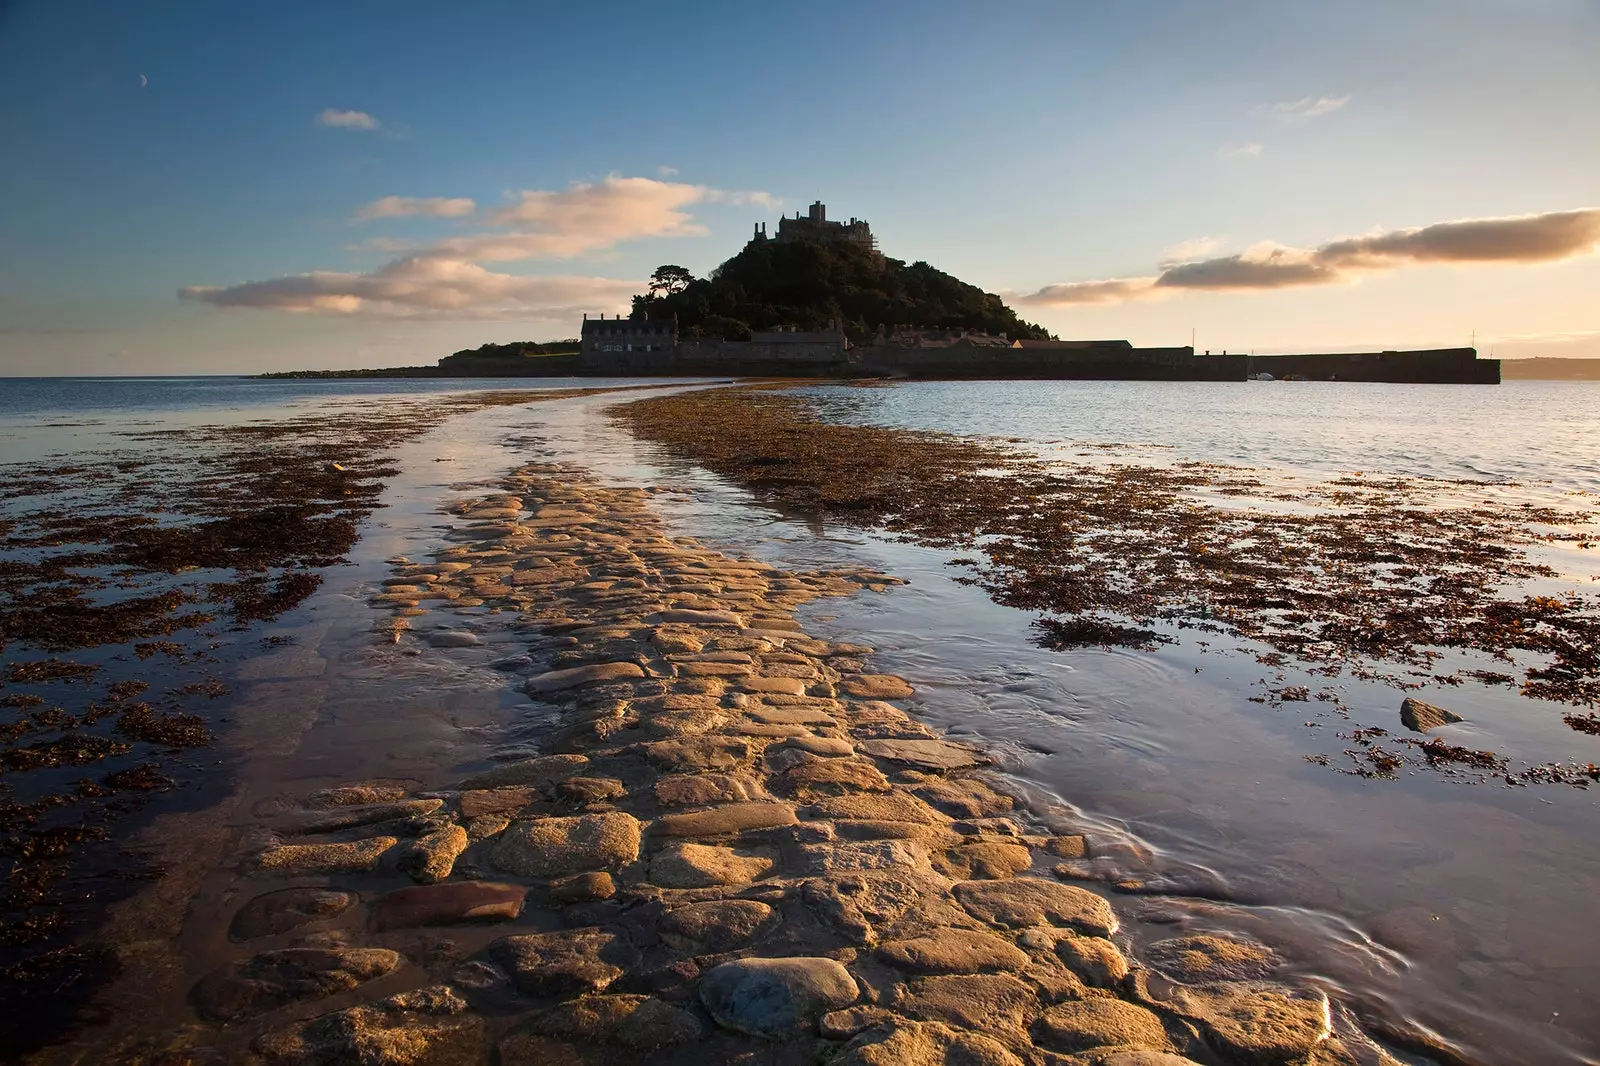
630 236 1053 343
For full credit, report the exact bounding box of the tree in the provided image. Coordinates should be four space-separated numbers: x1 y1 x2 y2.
648 264 695 299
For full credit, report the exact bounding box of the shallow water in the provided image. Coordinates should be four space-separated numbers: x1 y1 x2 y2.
10 379 1600 1063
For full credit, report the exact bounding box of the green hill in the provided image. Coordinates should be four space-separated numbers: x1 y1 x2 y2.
631 237 1053 343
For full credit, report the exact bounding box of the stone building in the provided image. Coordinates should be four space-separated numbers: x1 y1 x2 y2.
767 201 877 253
579 315 677 361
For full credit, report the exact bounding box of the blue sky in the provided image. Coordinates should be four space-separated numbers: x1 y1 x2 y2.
2 0 1598 373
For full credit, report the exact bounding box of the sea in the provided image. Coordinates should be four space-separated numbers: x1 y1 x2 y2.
2 375 1598 1063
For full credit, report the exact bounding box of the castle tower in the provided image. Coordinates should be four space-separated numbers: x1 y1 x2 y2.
808 201 826 223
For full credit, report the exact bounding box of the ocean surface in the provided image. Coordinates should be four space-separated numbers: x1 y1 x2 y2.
4 376 1599 1063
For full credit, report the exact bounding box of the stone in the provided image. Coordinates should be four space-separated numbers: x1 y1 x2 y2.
676 660 753 677
490 813 641 876
1046 835 1089 860
804 792 951 824
1399 697 1463 733
1166 985 1330 1065
652 608 745 626
306 783 410 809
193 947 401 1022
736 675 807 696
253 986 488 1066
653 801 797 837
1145 934 1278 983
459 754 589 790
800 839 930 875
954 878 1118 936
914 778 1015 819
934 841 1033 880
1085 1055 1207 1066
858 738 982 772
525 662 645 695
655 773 764 807
279 799 445 835
802 870 941 940
398 824 469 884
877 928 1030 974
370 882 525 931
698 956 859 1037
774 756 892 799
489 928 638 997
1033 998 1172 1054
834 1020 1022 1066
776 736 855 757
893 972 1039 1032
553 777 626 804
427 630 481 648
548 871 616 904
659 900 776 952
466 815 511 842
820 1005 894 1040
841 675 915 700
748 703 840 727
256 837 398 875
642 736 752 772
1044 934 1130 987
230 889 357 941
833 820 966 850
514 994 704 1049
459 787 539 818
650 842 774 887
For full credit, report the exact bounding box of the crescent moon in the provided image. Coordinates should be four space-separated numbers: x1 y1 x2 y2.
139 73 148 88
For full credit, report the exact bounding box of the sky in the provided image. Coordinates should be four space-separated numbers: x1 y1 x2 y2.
1 0 1598 375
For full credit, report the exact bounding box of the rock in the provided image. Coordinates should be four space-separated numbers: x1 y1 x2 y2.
253 986 488 1066
652 608 745 626
513 994 704 1049
893 972 1039 1032
193 947 401 1022
914 777 1015 818
820 1005 894 1040
1050 934 1130 987
1046 835 1089 859
841 675 916 700
858 738 982 772
553 776 626 805
653 801 797 837
489 928 638 997
398 824 468 884
307 783 411 809
802 870 941 940
1166 985 1330 1066
548 871 616 904
256 837 398 875
934 841 1033 880
659 900 776 952
1081 1054 1206 1066
490 813 641 877
459 786 539 818
427 630 481 648
459 754 589 790
279 799 445 835
776 736 855 757
654 773 764 807
370 882 525 931
1145 934 1278 983
804 792 951 824
739 676 808 696
1399 697 1463 733
877 928 1030 974
230 889 357 941
1033 998 1172 1054
650 842 774 887
954 878 1118 936
642 736 753 772
773 756 891 799
834 1019 1022 1066
466 815 511 842
799 839 930 875
698 956 859 1037
525 662 645 695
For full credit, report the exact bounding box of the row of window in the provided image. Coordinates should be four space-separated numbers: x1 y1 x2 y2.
593 343 658 352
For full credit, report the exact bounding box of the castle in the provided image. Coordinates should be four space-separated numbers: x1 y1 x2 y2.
751 201 877 254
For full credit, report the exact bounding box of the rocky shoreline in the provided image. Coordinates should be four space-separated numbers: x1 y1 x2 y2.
101 459 1419 1066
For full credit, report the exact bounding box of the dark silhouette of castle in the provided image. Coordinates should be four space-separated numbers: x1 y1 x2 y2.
751 201 877 254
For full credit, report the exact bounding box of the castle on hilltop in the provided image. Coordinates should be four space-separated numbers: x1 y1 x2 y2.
752 201 878 254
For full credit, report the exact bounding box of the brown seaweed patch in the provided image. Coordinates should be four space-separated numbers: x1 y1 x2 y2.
114 704 210 748
1033 616 1171 651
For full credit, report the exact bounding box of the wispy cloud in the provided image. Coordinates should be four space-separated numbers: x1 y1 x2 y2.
182 174 778 319
1219 142 1263 159
353 195 476 222
317 108 379 131
657 165 679 178
1017 207 1600 307
1159 236 1226 269
1265 94 1351 122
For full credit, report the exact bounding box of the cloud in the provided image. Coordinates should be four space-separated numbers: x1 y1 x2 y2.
181 258 640 320
1017 207 1600 306
318 108 379 131
1219 143 1263 159
657 165 679 178
1266 95 1351 122
354 195 476 222
1159 236 1226 269
184 174 779 319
